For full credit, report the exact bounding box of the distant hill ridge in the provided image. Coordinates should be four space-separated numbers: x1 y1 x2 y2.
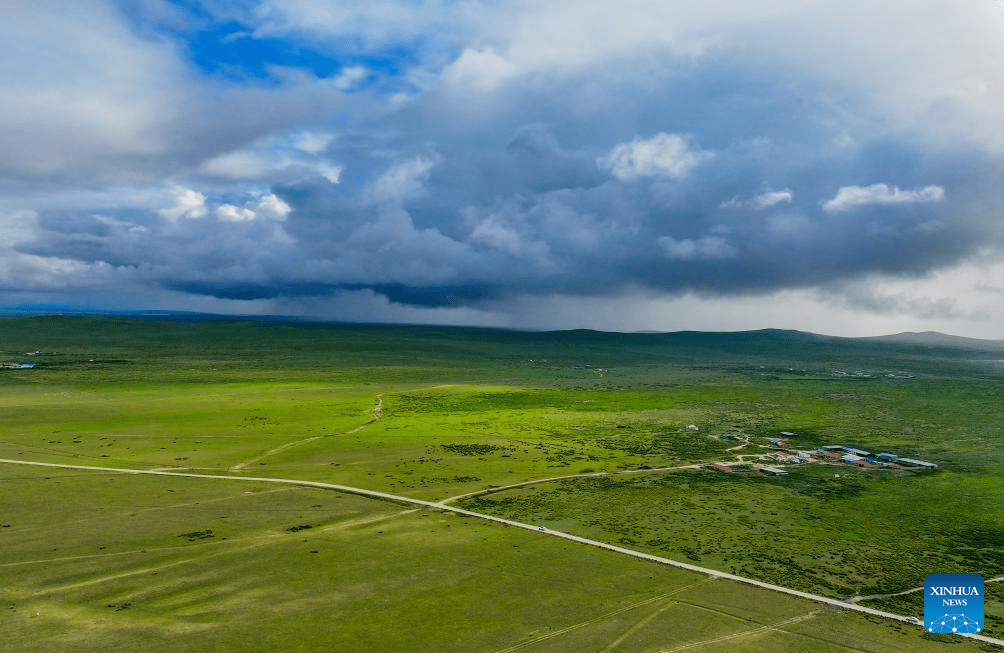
868 331 1004 350
3 308 1004 352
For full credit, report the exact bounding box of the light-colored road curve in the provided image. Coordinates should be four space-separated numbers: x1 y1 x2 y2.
3 457 1002 649
724 436 750 453
441 456 773 505
848 586 927 604
441 464 704 504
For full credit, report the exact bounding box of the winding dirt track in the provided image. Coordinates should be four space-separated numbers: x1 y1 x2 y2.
229 394 383 471
440 455 770 505
440 464 703 504
4 457 1003 649
652 611 821 652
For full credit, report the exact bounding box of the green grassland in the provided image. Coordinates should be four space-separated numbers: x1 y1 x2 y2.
2 315 1003 651
0 466 983 653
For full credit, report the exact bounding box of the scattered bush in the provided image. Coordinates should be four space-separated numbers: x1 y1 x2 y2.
440 443 503 456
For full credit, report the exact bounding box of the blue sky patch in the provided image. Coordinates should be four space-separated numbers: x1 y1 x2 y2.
116 1 419 86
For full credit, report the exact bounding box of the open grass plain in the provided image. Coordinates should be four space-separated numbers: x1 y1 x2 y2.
2 315 1003 651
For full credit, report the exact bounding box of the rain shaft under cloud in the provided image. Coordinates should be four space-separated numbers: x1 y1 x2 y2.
3 1 1004 335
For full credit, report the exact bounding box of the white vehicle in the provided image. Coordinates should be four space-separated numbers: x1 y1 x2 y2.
538 526 546 531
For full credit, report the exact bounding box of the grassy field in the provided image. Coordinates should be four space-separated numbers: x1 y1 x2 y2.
1 315 1003 651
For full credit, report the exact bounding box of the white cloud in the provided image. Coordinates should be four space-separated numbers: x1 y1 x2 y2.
442 48 516 92
468 218 551 265
721 188 794 210
159 187 207 221
468 219 525 256
497 0 744 74
338 204 475 285
239 1 1004 156
331 66 368 91
201 151 277 179
754 189 793 209
0 0 183 180
492 1 1004 151
293 130 334 154
657 235 737 260
821 183 946 212
252 0 468 53
216 193 292 222
600 133 712 181
367 156 436 202
0 209 38 245
200 139 342 184
216 204 256 222
256 193 292 220
0 249 126 291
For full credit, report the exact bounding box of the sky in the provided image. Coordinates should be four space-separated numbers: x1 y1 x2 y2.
3 1 1004 337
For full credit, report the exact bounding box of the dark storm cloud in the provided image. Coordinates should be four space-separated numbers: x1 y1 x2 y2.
16 56 997 311
203 56 993 309
164 279 337 301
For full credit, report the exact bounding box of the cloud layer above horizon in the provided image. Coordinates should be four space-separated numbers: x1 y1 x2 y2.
3 0 1004 336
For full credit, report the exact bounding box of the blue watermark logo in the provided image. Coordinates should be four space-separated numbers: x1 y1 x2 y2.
924 573 983 634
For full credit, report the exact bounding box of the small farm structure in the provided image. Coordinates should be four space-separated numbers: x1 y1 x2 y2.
896 458 938 469
760 467 788 476
841 447 871 456
711 464 732 472
719 433 742 440
819 445 871 456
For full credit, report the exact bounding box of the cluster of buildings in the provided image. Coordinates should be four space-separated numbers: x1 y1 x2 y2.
2 351 42 370
708 435 938 476
766 450 813 465
814 445 938 469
